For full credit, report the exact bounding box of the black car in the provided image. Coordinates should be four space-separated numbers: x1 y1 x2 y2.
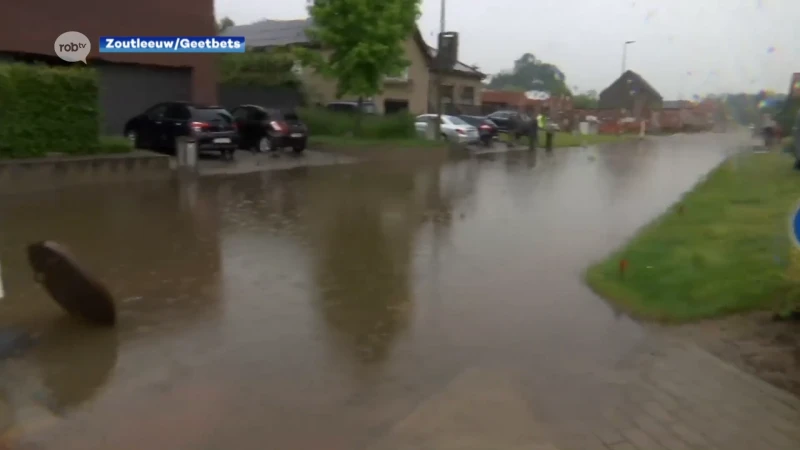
124 102 238 159
325 101 378 114
459 115 499 146
486 110 532 133
231 105 308 153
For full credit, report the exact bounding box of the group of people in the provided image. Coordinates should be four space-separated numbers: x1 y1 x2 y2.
508 110 558 152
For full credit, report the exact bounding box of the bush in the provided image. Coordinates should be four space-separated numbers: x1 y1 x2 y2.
297 107 416 139
94 136 133 154
0 63 99 158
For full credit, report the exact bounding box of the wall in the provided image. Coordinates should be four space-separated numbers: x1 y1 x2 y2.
0 153 172 194
0 0 217 103
218 85 306 111
430 73 483 114
299 35 430 114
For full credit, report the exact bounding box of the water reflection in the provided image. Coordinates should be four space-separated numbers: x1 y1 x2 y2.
307 165 418 364
32 317 118 415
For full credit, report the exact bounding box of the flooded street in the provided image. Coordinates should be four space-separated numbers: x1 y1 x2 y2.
2 133 797 450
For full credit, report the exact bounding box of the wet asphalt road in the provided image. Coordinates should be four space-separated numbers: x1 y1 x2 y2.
0 133 747 449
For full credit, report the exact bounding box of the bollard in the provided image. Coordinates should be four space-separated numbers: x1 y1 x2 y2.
425 118 437 141
176 136 198 176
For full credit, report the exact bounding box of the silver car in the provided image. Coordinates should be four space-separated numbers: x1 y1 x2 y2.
415 114 480 144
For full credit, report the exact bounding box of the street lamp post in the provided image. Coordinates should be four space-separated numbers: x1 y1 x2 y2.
435 0 446 140
621 40 635 74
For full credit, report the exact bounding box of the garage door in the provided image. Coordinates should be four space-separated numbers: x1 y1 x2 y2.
97 63 192 136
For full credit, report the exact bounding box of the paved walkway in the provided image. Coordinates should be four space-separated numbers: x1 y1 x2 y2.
369 336 800 450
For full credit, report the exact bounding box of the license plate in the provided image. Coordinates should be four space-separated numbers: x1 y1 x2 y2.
291 133 304 138
213 138 231 144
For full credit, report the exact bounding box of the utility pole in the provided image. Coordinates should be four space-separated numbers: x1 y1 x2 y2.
435 0 445 140
621 40 635 74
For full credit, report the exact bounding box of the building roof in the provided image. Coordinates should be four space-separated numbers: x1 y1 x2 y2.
600 70 663 100
221 19 484 78
222 19 312 47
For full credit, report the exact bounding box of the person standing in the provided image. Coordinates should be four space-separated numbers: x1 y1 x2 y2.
528 112 539 150
544 110 555 152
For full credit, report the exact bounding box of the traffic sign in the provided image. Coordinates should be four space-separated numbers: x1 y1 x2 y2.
789 201 800 248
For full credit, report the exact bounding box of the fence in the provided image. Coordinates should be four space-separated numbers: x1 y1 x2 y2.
217 84 306 111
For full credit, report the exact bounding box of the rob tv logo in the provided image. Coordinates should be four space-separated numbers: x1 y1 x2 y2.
54 31 91 64
58 42 87 52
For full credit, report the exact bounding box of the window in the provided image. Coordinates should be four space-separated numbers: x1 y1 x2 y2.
165 104 190 120
191 108 233 124
231 108 248 120
461 86 475 104
386 67 409 81
249 108 267 121
146 104 168 119
441 85 454 103
444 116 467 126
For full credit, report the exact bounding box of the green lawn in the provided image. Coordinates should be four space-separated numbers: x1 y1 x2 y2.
500 132 636 148
586 151 800 322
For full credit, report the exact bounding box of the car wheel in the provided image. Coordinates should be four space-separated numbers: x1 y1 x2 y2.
292 144 305 153
257 136 272 153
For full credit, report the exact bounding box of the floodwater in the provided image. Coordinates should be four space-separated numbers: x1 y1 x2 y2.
0 133 745 449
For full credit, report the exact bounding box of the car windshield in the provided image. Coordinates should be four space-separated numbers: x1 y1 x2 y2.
445 116 468 125
193 108 232 123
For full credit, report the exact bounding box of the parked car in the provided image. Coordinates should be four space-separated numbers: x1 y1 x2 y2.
124 102 238 159
414 114 479 144
230 105 308 153
325 101 378 114
486 110 532 133
459 115 499 147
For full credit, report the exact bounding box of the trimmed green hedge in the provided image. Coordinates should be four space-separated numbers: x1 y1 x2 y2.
297 108 416 139
0 63 100 158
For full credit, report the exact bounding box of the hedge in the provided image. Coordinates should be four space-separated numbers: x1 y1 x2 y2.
297 107 416 139
0 63 100 158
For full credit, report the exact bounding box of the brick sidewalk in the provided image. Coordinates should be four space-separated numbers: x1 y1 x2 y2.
370 337 800 450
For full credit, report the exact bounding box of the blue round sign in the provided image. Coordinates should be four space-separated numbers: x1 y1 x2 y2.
790 203 800 248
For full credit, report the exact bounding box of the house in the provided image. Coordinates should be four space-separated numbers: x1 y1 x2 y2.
0 0 217 135
221 19 485 115
660 100 693 131
481 90 542 115
790 73 800 98
598 70 663 120
481 90 574 116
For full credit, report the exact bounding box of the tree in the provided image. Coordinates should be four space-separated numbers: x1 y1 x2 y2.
217 17 235 33
218 47 300 88
298 0 421 103
572 90 598 109
487 53 571 96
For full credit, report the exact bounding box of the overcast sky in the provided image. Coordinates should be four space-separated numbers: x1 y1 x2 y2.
215 0 798 100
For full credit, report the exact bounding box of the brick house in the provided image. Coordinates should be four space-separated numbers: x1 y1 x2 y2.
0 0 218 135
598 70 663 121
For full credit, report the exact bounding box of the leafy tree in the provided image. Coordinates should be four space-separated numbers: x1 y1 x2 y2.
217 17 235 33
487 53 571 96
298 0 421 102
573 90 598 109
